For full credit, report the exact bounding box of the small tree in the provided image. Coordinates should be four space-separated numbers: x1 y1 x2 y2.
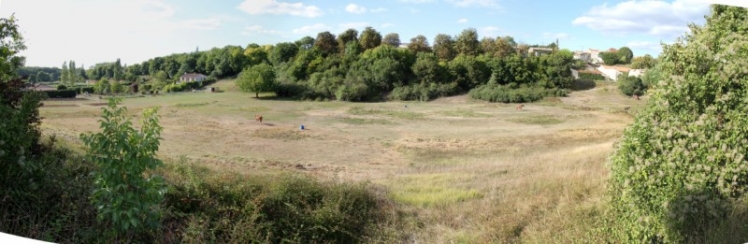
599 51 619 65
80 98 165 236
617 46 634 64
616 74 645 96
236 63 276 98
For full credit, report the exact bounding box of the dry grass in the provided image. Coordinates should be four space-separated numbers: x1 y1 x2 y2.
39 80 647 243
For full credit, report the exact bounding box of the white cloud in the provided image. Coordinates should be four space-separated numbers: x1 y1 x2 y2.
627 41 663 51
345 3 367 14
242 25 282 35
292 23 332 35
572 0 710 38
0 0 227 67
457 18 468 24
543 32 570 40
479 26 501 37
180 18 222 30
447 0 500 8
237 0 323 17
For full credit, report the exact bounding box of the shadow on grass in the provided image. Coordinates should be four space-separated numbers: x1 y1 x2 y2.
662 190 748 243
570 79 597 91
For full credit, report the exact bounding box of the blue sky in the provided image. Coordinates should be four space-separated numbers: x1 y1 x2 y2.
1 0 747 67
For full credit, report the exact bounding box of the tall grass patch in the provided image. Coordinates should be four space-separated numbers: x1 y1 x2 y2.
387 173 483 207
348 106 425 120
507 115 564 125
160 162 392 243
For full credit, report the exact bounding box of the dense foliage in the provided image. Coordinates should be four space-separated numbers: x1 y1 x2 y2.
599 46 634 65
616 74 646 96
609 5 748 243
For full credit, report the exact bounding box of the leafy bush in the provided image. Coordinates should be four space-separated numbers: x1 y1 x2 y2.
163 81 204 93
617 74 646 96
80 99 166 237
469 84 567 103
578 72 604 81
43 89 77 98
56 84 67 90
608 5 748 243
389 82 461 101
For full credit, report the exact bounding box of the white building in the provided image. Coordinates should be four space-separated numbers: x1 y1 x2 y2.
179 73 207 83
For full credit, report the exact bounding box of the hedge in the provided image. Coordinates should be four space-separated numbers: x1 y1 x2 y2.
44 89 77 98
578 72 605 81
469 84 567 103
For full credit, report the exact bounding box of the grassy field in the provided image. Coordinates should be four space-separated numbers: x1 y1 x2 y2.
39 79 646 242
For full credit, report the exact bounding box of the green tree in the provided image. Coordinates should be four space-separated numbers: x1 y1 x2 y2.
493 37 516 58
0 16 25 81
433 34 456 61
270 42 299 65
155 70 168 83
617 46 634 64
407 35 432 54
599 51 619 65
80 98 165 236
480 37 496 55
295 36 315 50
609 5 748 243
315 31 338 57
94 78 111 94
412 52 445 85
236 63 276 98
540 49 574 88
359 27 382 50
337 28 359 53
36 71 49 82
448 54 489 90
616 74 645 96
244 44 269 66
0 14 49 207
110 80 123 94
455 28 480 56
630 54 657 69
61 61 69 83
382 33 400 47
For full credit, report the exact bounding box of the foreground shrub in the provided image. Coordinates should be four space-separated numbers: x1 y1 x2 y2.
0 77 46 199
80 98 166 237
608 5 748 243
469 83 567 103
160 162 391 243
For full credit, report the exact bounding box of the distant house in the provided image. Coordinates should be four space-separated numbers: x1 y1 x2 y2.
573 51 591 63
527 47 554 56
597 65 647 81
179 73 207 83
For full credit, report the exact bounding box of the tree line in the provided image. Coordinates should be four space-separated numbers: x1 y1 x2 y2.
21 27 574 101
235 27 574 102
